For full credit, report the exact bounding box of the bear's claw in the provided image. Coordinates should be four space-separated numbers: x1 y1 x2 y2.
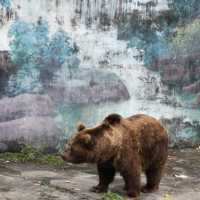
141 185 159 193
90 185 108 193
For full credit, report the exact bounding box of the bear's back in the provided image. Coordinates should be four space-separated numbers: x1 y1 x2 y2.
126 114 167 140
125 114 168 169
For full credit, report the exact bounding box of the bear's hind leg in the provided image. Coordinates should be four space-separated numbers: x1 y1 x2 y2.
142 164 164 193
90 162 116 193
121 166 141 198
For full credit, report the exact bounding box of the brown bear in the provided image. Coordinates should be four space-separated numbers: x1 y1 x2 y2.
61 113 168 200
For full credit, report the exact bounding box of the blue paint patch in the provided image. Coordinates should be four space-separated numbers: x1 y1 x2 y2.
7 19 78 96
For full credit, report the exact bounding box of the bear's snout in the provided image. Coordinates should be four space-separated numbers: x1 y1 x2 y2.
60 149 73 162
60 150 85 164
60 152 69 161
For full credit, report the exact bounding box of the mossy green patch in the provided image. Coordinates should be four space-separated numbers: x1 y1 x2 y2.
0 145 64 166
102 192 124 200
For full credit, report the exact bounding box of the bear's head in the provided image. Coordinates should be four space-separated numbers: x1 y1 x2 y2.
61 113 122 164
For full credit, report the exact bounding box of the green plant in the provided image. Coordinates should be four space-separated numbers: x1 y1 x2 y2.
102 192 124 200
0 145 64 166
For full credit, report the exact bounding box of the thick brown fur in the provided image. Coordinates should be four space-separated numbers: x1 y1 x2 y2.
61 113 168 199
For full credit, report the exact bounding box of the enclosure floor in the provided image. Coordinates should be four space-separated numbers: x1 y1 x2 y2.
0 149 200 200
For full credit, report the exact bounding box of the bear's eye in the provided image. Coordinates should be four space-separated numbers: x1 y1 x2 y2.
70 147 74 153
70 146 77 154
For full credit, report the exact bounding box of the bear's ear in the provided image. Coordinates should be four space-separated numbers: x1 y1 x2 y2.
77 123 86 132
79 134 95 149
104 113 122 125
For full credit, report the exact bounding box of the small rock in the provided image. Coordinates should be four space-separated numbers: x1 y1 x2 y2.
0 117 62 151
174 174 189 179
47 69 130 104
0 94 55 122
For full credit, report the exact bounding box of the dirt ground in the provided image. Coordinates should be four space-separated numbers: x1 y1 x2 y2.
0 149 200 200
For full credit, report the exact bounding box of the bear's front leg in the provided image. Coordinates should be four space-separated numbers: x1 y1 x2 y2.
91 161 116 193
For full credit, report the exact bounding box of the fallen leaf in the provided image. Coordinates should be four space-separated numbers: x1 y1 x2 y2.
163 193 173 199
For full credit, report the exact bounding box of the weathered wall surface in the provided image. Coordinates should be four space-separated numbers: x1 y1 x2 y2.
0 94 62 152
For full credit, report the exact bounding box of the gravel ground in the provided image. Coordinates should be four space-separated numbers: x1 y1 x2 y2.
0 149 200 200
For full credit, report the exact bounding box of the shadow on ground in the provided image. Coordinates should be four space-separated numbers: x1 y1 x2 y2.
0 149 200 200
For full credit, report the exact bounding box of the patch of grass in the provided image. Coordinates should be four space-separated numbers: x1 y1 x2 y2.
102 192 124 200
0 145 64 166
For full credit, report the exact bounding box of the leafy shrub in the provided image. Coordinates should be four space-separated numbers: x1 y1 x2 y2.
102 192 124 200
0 0 11 7
170 19 200 56
7 18 78 96
8 20 39 66
167 0 200 23
0 145 64 166
48 29 75 67
126 17 170 67
8 19 75 68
